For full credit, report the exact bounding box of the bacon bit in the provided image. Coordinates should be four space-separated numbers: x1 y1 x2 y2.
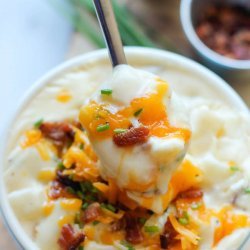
58 224 85 250
113 126 149 147
125 214 144 244
177 188 203 200
161 218 178 249
48 180 65 199
83 203 101 223
111 218 125 231
40 122 74 147
160 234 168 249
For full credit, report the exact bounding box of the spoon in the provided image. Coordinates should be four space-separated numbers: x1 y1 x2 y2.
93 0 127 67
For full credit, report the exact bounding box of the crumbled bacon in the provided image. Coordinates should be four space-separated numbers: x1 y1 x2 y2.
58 224 85 250
160 234 168 249
110 218 125 231
48 180 65 199
177 188 203 200
162 218 178 249
83 202 101 223
113 126 149 147
124 214 144 244
40 122 74 147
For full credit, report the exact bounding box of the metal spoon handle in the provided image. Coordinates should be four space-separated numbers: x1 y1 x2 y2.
93 0 127 67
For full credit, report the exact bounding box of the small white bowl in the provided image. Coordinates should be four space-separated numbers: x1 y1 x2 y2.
0 47 249 249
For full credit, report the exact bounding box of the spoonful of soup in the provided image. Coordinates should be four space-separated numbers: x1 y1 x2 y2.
79 0 191 213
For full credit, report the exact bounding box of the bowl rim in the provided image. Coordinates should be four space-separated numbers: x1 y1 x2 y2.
180 0 250 69
0 47 249 250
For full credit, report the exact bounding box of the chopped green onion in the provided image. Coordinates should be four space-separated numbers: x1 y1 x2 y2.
139 217 147 225
144 225 159 233
57 162 65 170
178 217 189 225
244 188 250 194
120 240 135 250
79 143 84 150
114 128 127 134
82 202 89 210
77 191 84 199
178 212 189 225
96 123 110 132
134 108 143 117
101 203 116 213
101 89 112 95
191 202 202 210
66 187 75 195
78 246 84 250
92 221 99 225
34 118 43 128
230 166 240 172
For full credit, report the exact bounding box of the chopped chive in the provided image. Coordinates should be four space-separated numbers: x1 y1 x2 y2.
34 118 43 128
144 225 159 233
230 166 240 172
101 203 116 213
178 217 189 225
183 211 189 220
101 89 112 95
244 188 250 194
120 240 135 250
82 202 89 210
134 108 143 117
66 187 75 195
96 123 110 132
114 128 127 134
57 162 65 170
80 182 87 193
92 221 99 225
191 202 202 210
178 212 189 225
77 191 84 199
139 217 147 225
79 143 84 150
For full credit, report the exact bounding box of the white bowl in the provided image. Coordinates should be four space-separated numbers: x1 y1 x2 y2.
0 47 249 249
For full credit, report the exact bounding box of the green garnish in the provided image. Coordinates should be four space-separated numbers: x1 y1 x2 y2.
66 187 75 195
101 89 113 95
77 191 84 199
139 217 147 225
244 188 250 194
191 202 202 210
82 202 89 210
57 162 65 170
96 123 110 132
92 221 99 225
114 128 127 134
230 166 240 172
34 118 43 128
101 203 116 213
134 108 143 117
144 225 159 233
120 240 135 250
178 211 189 225
79 143 84 150
178 218 189 225
78 246 84 250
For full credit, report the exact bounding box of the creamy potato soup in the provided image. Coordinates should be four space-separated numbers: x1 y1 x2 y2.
3 53 250 250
